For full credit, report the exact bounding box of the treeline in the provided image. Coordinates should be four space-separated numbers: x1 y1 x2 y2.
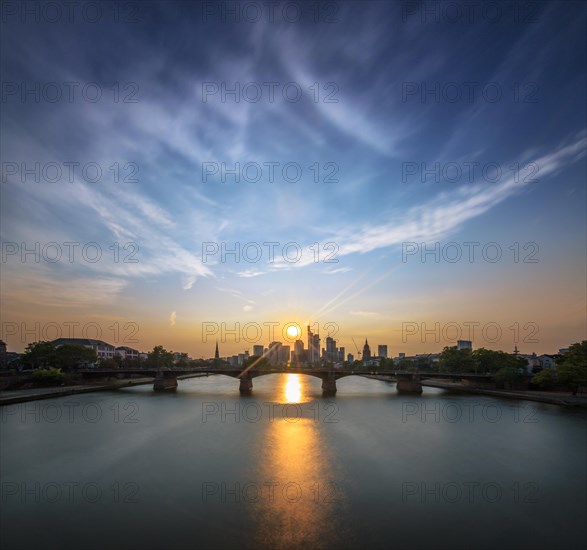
531 341 587 395
21 341 97 370
360 342 587 393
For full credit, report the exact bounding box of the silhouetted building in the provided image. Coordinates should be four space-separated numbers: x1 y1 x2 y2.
307 325 320 364
215 341 219 359
292 340 305 364
253 345 264 357
267 341 282 366
378 345 388 358
326 336 337 362
279 345 290 364
457 340 472 350
363 339 371 360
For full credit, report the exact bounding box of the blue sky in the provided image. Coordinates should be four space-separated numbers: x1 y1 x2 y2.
1 1 586 356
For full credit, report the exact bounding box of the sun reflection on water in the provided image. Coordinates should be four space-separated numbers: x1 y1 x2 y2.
251 374 348 548
284 374 302 403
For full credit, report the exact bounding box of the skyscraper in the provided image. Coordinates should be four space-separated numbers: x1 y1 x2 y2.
313 333 321 364
253 345 264 357
307 325 320 364
267 342 281 366
293 339 305 364
326 336 337 362
378 345 388 358
279 345 290 365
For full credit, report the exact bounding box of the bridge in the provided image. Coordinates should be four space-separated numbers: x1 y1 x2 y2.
77 367 496 395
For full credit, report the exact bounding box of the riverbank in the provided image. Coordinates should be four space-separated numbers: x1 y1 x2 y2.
422 380 587 408
0 373 208 406
363 375 587 408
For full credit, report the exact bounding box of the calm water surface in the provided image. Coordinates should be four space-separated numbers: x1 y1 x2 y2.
1 374 585 549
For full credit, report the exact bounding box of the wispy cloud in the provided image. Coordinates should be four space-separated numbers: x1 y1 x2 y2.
324 267 352 275
237 270 266 278
272 136 586 269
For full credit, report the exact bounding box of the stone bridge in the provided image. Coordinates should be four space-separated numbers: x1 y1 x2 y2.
78 367 495 395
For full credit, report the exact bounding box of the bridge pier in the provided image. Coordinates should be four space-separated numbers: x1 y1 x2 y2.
153 373 178 391
396 375 422 394
239 376 253 394
321 376 337 396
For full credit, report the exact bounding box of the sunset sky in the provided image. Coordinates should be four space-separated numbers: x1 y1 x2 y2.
1 1 586 357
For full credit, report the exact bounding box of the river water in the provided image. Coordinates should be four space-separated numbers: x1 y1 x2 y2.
1 374 585 549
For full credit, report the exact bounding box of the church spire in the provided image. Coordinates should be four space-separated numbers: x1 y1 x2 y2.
215 340 219 359
362 338 371 360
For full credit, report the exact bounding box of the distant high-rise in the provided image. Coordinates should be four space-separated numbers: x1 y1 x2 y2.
363 339 371 360
326 336 337 362
307 325 320 364
253 345 264 357
279 345 290 365
267 342 281 366
347 353 354 363
313 334 320 363
378 345 388 358
457 340 472 351
292 339 305 364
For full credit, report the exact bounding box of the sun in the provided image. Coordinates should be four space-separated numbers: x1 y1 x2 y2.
285 324 301 339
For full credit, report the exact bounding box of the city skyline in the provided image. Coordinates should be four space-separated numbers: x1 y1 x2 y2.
0 315 580 358
1 2 585 361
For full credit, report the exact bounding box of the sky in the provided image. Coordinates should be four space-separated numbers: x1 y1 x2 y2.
1 1 586 358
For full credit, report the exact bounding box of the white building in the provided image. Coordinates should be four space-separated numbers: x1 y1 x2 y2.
52 338 116 361
116 346 140 361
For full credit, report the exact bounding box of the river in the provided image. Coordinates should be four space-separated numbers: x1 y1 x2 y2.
1 374 585 549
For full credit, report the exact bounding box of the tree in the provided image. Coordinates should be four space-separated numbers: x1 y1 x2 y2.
415 355 433 371
438 346 475 373
146 346 174 369
22 341 56 369
32 367 65 385
54 344 97 371
399 359 417 371
472 348 527 374
99 358 120 369
532 368 556 389
122 355 141 368
556 341 587 395
379 357 394 370
494 366 526 388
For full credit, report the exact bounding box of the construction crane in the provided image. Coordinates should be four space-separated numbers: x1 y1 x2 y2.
351 337 362 359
